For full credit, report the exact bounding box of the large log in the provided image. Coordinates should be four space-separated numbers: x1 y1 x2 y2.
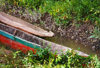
0 12 54 37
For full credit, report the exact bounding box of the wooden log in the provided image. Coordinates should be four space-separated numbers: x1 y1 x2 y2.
0 12 54 37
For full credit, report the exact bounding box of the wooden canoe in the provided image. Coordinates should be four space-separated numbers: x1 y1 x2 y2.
0 12 54 37
0 35 37 54
0 23 41 49
0 23 89 57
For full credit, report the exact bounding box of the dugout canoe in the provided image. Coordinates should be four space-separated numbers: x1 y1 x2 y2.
0 12 54 37
0 23 89 57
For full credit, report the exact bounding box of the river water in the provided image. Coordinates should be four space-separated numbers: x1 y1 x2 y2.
44 36 97 55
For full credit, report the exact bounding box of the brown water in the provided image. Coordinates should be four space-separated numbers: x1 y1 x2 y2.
44 36 96 55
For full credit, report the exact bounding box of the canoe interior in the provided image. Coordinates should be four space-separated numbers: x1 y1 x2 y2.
0 30 14 40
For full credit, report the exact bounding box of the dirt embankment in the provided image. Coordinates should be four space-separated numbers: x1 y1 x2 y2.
0 5 100 52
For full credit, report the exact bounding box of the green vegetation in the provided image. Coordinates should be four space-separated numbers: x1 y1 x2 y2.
89 27 100 39
0 45 100 68
5 0 100 25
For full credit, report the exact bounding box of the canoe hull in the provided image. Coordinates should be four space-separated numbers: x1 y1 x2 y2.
0 30 41 50
0 35 36 54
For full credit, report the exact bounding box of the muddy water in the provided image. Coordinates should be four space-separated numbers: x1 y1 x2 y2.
44 36 96 55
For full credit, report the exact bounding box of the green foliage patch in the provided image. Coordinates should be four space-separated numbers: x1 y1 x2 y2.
0 43 100 68
0 46 100 68
4 0 100 26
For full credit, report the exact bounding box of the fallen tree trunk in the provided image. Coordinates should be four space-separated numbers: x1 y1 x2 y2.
0 12 54 37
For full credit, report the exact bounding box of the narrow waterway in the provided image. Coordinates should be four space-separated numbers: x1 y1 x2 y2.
44 36 96 55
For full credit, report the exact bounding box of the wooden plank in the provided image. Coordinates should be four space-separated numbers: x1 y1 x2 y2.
0 12 54 37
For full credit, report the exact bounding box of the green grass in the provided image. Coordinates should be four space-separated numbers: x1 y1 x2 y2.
0 44 100 68
2 0 99 26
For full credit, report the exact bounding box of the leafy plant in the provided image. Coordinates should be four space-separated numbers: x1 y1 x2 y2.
21 48 100 68
0 43 100 68
89 27 100 39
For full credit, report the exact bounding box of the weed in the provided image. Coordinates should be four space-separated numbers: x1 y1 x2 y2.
89 27 100 39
